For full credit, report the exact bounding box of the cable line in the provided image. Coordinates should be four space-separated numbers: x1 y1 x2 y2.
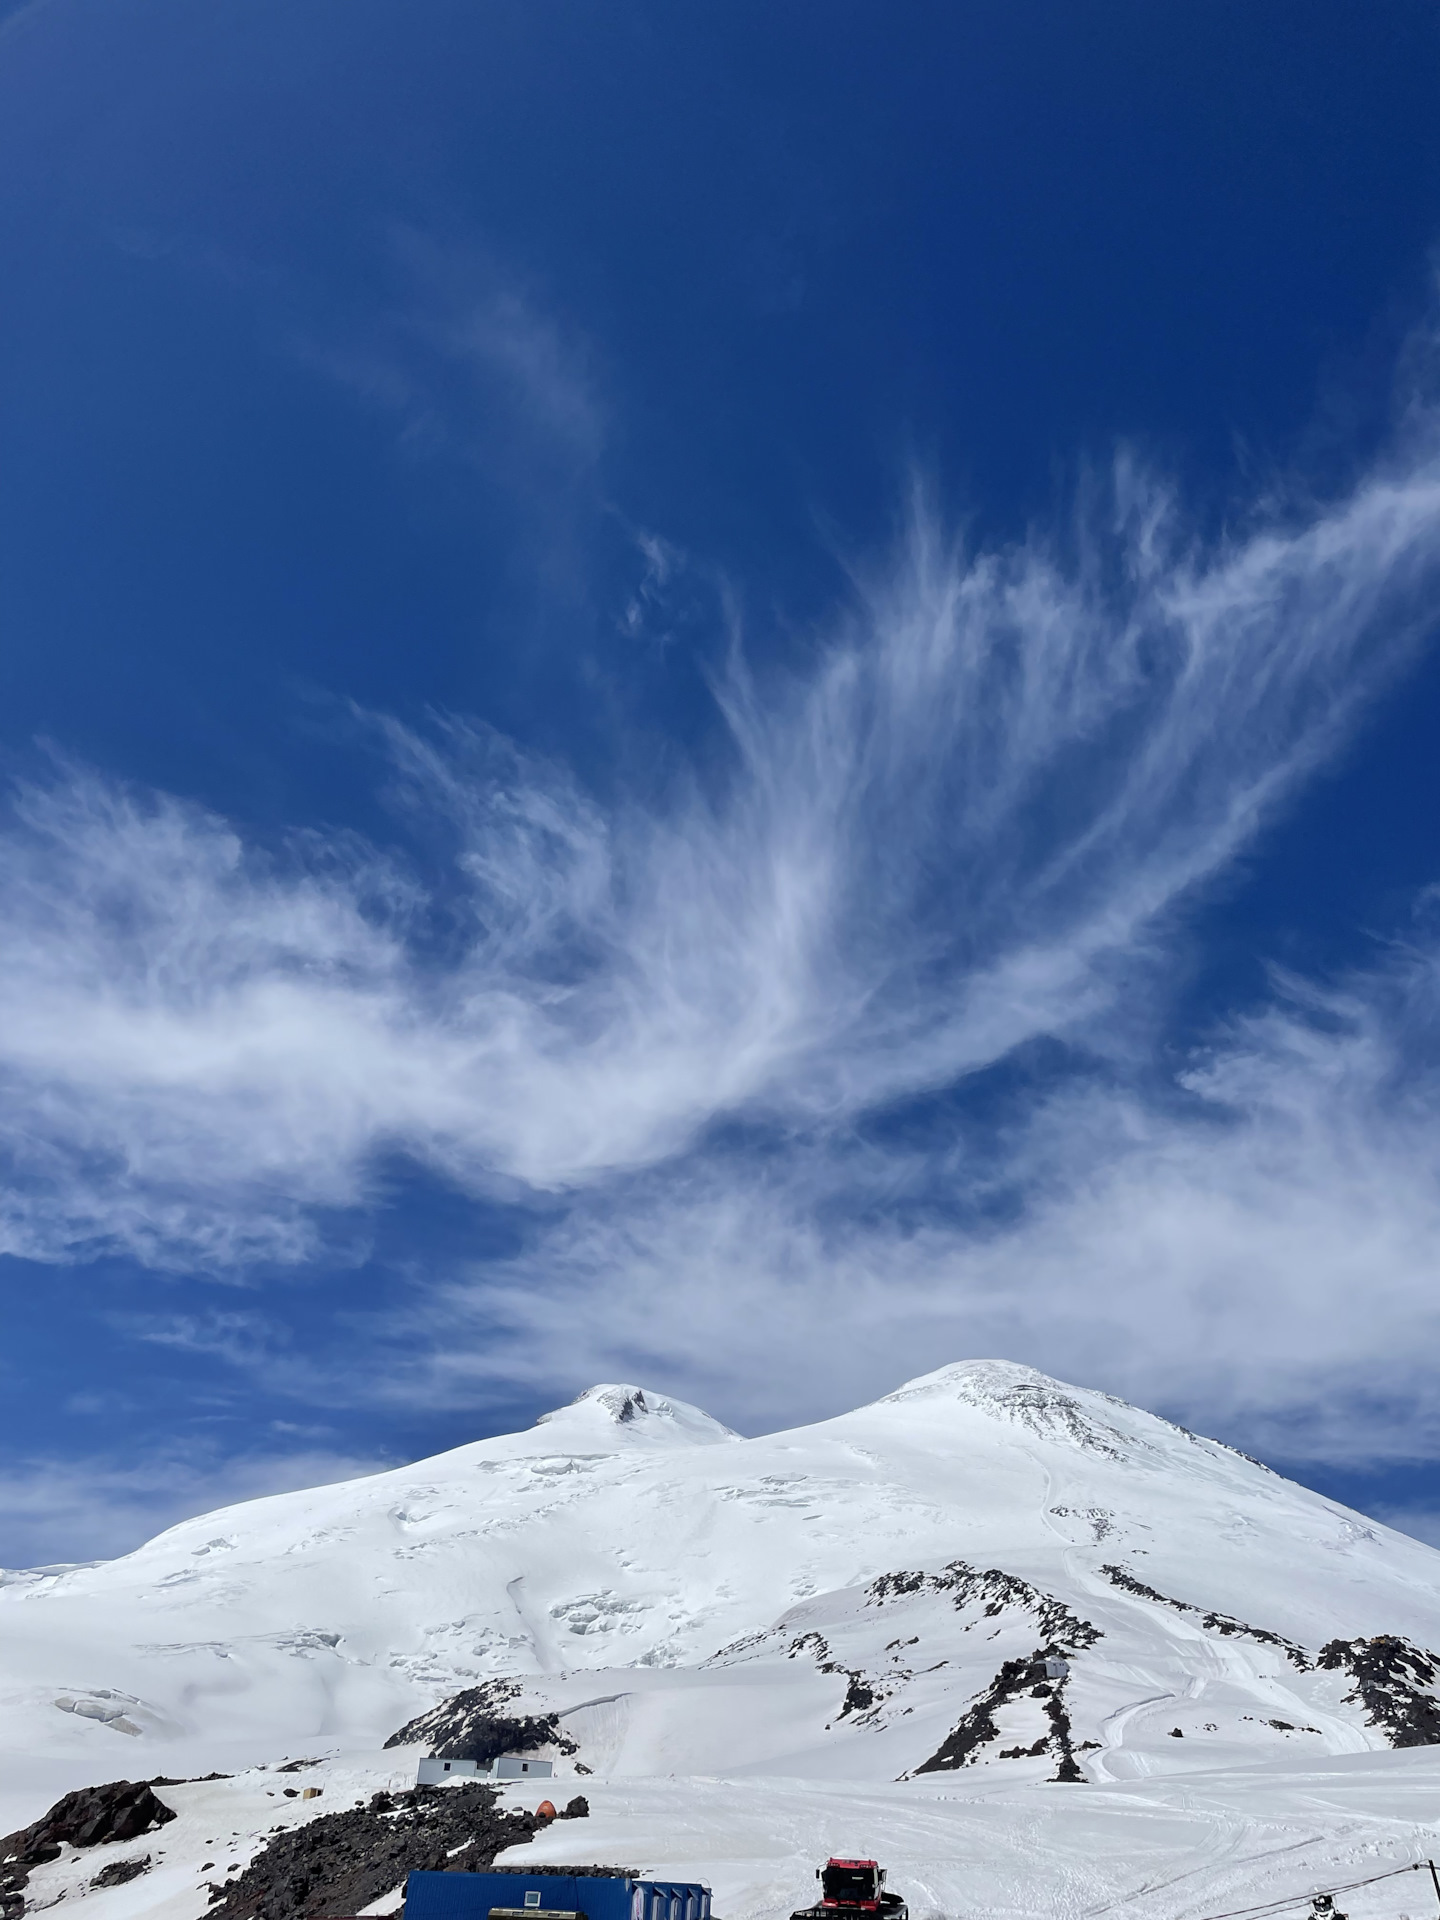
1193 1861 1440 1920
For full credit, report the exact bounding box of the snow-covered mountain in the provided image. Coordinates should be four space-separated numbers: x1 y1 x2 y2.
4 1360 1439 1835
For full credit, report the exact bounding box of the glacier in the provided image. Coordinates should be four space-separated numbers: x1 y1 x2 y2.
3 1362 1440 1920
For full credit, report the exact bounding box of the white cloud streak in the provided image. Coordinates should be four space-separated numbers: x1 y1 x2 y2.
4 417 1440 1255
416 933 1440 1459
1375 1508 1440 1549
3 371 1440 1468
289 233 605 487
0 1441 394 1570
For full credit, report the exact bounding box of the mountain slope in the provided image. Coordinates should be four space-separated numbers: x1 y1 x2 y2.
2 1363 1439 1830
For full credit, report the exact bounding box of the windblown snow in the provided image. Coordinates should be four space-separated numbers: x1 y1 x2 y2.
4 1365 1440 1920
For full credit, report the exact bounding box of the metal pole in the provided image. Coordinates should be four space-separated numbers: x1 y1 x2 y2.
1426 1860 1440 1916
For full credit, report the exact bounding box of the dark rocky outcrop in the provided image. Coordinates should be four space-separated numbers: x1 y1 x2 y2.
205 1781 544 1920
715 1559 1102 1752
869 1562 1102 1653
92 1856 152 1889
384 1680 577 1765
914 1650 1086 1783
781 1632 879 1725
4 1779 176 1858
1 1780 176 1920
1317 1635 1440 1747
489 1866 633 1877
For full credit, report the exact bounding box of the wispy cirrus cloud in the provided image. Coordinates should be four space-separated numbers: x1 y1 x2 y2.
1376 1508 1440 1549
3 345 1440 1474
0 1439 394 1571
411 926 1440 1458
286 231 605 490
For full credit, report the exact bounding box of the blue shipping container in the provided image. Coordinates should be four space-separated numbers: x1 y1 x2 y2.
404 1872 712 1920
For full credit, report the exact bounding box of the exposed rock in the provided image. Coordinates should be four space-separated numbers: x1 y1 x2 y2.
1 1780 176 1920
600 1389 646 1423
1042 1680 1086 1782
1317 1635 1440 1747
711 1559 1104 1746
494 1866 636 1878
559 1798 590 1819
869 1562 1102 1653
384 1679 577 1764
915 1650 1087 1783
205 1781 541 1920
2 1779 176 1862
92 1856 152 1889
777 1631 880 1725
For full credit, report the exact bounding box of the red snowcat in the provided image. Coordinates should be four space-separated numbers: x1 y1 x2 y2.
789 1859 908 1920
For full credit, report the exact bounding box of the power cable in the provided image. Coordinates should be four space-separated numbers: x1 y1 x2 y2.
1193 1861 1440 1920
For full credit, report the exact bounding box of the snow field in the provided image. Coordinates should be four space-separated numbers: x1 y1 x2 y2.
5 1365 1440 1920
15 1752 1440 1920
498 1756 1440 1920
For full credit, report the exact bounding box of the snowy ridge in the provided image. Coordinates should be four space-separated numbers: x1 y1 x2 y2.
2 1362 1440 1920
534 1385 742 1448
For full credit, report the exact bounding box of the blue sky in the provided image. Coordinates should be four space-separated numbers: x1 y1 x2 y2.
4 0 1440 1567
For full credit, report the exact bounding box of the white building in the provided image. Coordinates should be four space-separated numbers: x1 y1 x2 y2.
416 1757 480 1784
416 1755 555 1786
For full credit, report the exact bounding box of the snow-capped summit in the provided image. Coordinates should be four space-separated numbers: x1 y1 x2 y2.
874 1357 1146 1449
534 1384 741 1447
869 1358 1262 1472
2 1359 1439 1837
